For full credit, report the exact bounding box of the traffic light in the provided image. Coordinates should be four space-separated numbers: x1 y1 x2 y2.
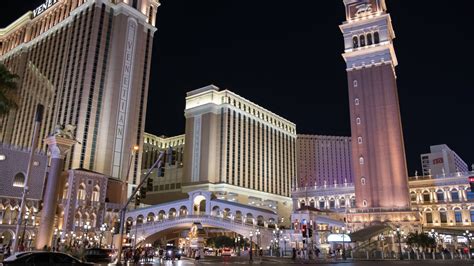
135 193 141 206
147 176 154 191
112 221 120 235
308 228 313 238
159 165 165 177
140 186 147 199
469 176 474 192
302 224 307 237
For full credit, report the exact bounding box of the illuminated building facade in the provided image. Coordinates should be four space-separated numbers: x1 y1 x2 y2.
181 85 297 225
0 0 160 185
297 134 353 188
421 144 468 177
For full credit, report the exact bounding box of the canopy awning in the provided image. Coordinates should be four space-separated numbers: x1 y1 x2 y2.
349 224 392 242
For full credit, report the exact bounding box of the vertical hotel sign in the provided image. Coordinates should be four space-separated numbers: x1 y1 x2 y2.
112 18 138 179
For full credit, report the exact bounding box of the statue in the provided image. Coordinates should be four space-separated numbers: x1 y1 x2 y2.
52 124 80 143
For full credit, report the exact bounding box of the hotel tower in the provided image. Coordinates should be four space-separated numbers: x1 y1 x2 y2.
340 0 411 211
0 0 160 184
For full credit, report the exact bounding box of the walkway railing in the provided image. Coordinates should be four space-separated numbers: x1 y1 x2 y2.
132 214 272 232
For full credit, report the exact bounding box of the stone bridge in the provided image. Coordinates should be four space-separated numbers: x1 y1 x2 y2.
132 214 275 246
125 190 281 246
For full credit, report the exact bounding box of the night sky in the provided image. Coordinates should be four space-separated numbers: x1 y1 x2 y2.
1 0 473 175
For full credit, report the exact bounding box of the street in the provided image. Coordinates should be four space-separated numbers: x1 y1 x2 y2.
111 256 474 265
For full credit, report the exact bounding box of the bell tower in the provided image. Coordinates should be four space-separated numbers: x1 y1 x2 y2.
340 0 411 211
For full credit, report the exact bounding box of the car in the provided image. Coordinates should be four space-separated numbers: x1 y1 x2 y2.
163 247 181 260
3 251 93 265
83 248 115 263
221 248 232 256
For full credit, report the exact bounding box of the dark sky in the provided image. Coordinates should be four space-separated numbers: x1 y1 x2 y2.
1 1 474 175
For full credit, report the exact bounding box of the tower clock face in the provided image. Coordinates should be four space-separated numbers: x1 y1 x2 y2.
348 0 378 19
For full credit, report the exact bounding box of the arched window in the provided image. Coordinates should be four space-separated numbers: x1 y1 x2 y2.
439 209 448 223
13 173 25 187
362 200 368 207
353 80 358 87
436 190 445 202
319 199 325 209
352 36 359 48
77 184 86 201
422 191 430 202
367 33 373 45
374 32 380 44
451 189 459 202
355 98 360 105
454 209 462 223
425 211 433 223
339 197 346 208
356 117 361 125
359 156 364 165
410 192 417 203
91 186 100 202
360 35 366 47
329 198 335 209
358 137 363 144
361 177 366 185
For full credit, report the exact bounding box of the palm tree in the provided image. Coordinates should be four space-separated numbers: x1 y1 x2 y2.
0 63 19 116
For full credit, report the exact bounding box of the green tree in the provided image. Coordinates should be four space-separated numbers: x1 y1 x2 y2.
0 63 19 116
206 236 235 248
406 232 436 250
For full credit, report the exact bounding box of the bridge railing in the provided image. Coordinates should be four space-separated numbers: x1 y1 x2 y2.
132 214 272 232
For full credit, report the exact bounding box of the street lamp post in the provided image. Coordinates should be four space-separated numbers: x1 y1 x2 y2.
20 211 30 250
99 224 107 248
117 151 164 264
83 222 91 247
342 226 346 260
249 231 253 261
463 230 472 259
396 227 403 260
256 229 261 256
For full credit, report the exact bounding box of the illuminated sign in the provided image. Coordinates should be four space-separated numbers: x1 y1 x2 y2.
327 234 351 243
33 0 58 18
432 158 444 165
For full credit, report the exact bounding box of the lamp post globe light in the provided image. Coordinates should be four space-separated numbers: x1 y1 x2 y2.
83 222 91 246
99 223 107 248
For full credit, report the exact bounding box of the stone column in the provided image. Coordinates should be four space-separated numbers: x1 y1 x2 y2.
35 136 75 250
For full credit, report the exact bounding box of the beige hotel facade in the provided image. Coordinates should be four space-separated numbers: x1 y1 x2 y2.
181 85 297 224
0 0 160 184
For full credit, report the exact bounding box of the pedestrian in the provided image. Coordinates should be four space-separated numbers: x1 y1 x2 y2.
292 247 296 260
5 245 11 259
195 249 201 262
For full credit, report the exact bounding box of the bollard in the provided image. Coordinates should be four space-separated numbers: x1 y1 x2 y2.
366 251 369 260
432 252 435 260
441 252 445 260
422 252 426 260
407 252 410 260
450 252 454 260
